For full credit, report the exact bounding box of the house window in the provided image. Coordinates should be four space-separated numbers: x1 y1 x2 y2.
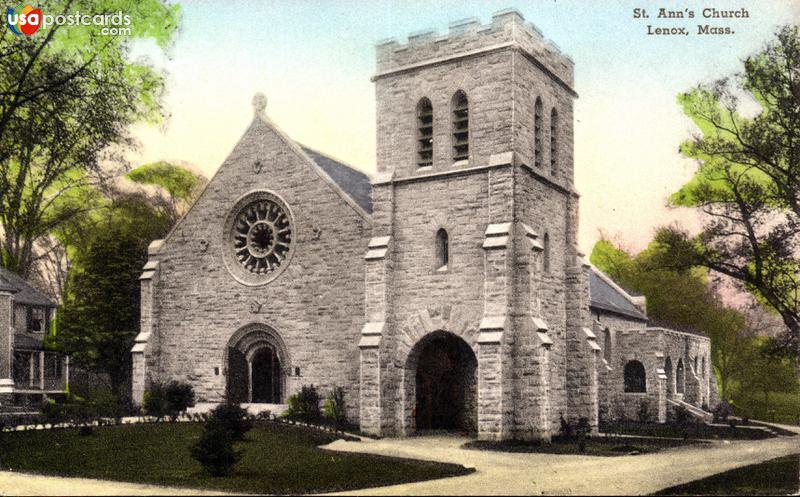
27 306 45 333
543 233 551 273
435 229 449 270
45 354 62 378
550 108 558 176
624 360 646 393
416 98 433 168
451 90 469 162
603 328 611 363
534 97 543 168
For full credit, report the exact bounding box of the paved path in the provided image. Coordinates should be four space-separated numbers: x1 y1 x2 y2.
320 426 800 495
0 472 233 496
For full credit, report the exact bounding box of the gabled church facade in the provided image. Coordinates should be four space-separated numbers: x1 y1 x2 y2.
131 9 717 441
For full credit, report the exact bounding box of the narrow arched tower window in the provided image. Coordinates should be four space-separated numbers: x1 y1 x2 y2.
550 107 558 176
451 90 469 162
435 228 449 270
534 97 543 168
603 328 612 363
543 232 551 273
416 98 433 168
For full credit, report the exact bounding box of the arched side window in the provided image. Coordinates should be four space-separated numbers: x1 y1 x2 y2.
603 328 612 363
543 232 551 273
693 356 698 374
676 359 685 394
665 356 674 394
624 360 646 393
701 356 706 378
550 107 558 176
451 90 469 162
435 228 449 270
534 97 543 168
416 98 433 168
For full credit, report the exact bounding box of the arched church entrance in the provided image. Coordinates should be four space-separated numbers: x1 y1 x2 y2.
410 331 477 433
226 324 288 404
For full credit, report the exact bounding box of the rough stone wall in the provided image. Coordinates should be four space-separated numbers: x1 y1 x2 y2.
147 115 369 422
375 50 514 177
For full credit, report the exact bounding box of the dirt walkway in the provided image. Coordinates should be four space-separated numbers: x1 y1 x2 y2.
0 472 232 496
320 425 800 495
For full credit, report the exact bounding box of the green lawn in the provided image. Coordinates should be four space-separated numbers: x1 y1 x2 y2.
464 435 699 456
0 422 472 494
653 454 800 495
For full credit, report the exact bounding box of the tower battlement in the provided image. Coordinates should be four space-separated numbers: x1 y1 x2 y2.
375 8 574 89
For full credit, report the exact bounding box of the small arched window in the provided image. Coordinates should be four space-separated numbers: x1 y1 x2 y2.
603 328 612 363
550 108 558 176
534 97 543 168
451 90 469 162
435 228 449 270
701 356 706 378
624 360 646 393
665 356 674 393
543 232 551 273
676 359 685 394
693 356 698 374
416 98 433 168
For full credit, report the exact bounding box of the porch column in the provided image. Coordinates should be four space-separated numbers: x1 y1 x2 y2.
0 288 16 403
39 350 45 390
29 351 35 388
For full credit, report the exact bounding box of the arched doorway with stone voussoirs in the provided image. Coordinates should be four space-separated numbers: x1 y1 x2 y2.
225 323 289 404
405 330 478 435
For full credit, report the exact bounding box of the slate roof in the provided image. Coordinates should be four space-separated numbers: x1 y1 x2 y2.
589 268 647 321
0 267 55 307
301 146 373 214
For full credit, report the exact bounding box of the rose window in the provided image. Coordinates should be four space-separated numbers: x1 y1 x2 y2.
224 191 294 285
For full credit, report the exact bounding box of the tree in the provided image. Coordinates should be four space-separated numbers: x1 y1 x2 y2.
54 162 203 398
56 195 172 396
0 0 179 278
658 25 799 365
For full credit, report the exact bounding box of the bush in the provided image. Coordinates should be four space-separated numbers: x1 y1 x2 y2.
323 387 347 431
191 421 241 476
208 403 253 442
144 380 195 422
558 414 573 440
165 381 195 421
575 417 590 453
285 385 321 424
637 399 651 423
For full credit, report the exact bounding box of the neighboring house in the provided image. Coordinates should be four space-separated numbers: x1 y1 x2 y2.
131 9 718 441
0 267 69 407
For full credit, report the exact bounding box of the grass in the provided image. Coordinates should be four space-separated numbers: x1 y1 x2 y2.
653 454 800 495
0 422 472 494
463 435 700 456
733 391 800 426
600 421 792 440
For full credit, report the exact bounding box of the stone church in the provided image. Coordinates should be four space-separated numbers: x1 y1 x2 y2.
130 9 717 440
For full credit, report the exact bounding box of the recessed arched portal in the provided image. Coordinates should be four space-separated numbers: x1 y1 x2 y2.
225 324 288 404
407 331 477 433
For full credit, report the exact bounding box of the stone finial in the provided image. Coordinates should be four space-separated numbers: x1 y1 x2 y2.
252 92 267 115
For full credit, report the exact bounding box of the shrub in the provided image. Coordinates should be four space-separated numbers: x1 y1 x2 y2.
191 421 240 476
637 399 651 423
165 381 195 421
285 385 321 424
558 414 573 440
575 417 590 453
143 382 170 421
208 403 252 442
323 386 347 431
144 380 195 422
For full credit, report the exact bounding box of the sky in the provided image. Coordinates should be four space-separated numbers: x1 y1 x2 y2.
128 0 800 255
